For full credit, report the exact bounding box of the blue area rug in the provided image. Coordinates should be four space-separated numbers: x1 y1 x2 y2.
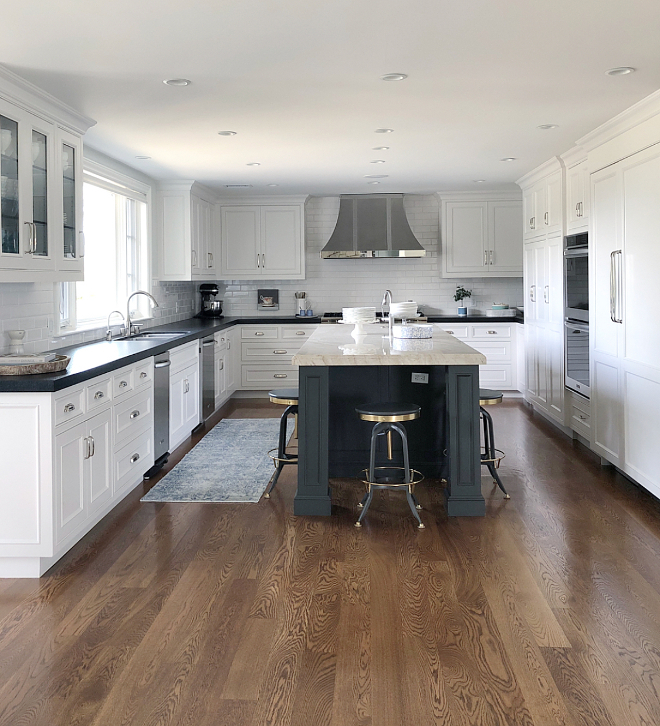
141 417 293 503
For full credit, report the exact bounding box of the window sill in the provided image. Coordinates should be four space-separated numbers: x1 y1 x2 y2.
55 315 154 339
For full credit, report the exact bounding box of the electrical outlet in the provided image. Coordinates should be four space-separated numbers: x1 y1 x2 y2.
411 372 429 384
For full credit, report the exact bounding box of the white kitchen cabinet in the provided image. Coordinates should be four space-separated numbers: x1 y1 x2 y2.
440 194 523 277
521 167 562 241
156 181 218 282
169 341 200 450
219 197 306 280
565 157 589 232
213 329 235 410
0 68 91 282
590 143 660 496
225 328 238 394
54 407 112 547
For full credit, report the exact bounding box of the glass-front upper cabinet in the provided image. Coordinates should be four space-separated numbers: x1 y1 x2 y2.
0 99 55 273
57 128 83 275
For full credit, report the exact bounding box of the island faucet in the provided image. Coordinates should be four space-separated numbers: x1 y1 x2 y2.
126 290 159 337
381 289 393 339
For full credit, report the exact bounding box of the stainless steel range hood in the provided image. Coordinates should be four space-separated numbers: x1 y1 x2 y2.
320 194 427 259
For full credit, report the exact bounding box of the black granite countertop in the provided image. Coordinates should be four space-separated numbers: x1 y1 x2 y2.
426 313 524 324
0 315 321 392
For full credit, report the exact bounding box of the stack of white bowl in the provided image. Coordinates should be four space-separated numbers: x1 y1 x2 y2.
342 307 376 323
389 301 418 319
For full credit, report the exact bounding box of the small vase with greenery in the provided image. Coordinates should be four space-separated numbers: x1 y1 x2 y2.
454 286 472 315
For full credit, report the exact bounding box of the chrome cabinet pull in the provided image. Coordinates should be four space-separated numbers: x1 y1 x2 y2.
208 252 212 268
576 202 580 217
192 249 197 268
119 380 128 389
274 373 287 378
446 330 455 335
273 350 288 354
83 437 91 459
483 250 488 266
489 250 494 265
94 391 104 400
140 371 148 379
130 453 140 464
24 222 35 254
130 410 140 420
255 331 264 336
544 211 549 225
487 330 497 335
219 360 224 370
256 254 260 268
64 403 76 413
296 331 305 336
529 216 535 230
529 285 536 303
184 379 190 393
89 436 95 457
544 285 549 304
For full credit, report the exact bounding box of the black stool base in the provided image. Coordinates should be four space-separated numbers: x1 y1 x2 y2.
264 403 298 499
480 406 510 499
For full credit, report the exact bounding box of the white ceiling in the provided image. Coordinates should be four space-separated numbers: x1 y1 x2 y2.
4 0 660 196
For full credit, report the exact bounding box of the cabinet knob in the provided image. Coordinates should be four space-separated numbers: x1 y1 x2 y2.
130 410 140 420
94 391 104 400
130 453 140 464
140 371 148 379
119 380 128 388
64 403 76 413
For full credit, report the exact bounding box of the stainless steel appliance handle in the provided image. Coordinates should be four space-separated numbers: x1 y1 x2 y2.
202 341 215 347
610 251 617 322
154 361 171 368
614 249 623 324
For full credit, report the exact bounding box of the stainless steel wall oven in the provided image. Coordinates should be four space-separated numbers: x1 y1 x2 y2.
564 232 589 397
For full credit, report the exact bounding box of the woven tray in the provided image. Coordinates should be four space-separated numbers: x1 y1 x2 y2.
0 354 70 376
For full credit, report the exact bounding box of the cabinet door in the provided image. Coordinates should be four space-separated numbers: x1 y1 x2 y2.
221 207 260 276
261 206 302 277
183 361 200 432
544 170 562 236
169 366 188 450
54 420 87 545
214 350 227 408
225 329 237 393
545 234 564 333
488 201 522 274
443 201 487 274
190 194 206 276
57 129 84 276
567 161 588 231
87 408 112 516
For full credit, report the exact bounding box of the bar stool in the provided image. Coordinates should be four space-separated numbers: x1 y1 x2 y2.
479 388 510 499
264 388 298 498
355 402 425 529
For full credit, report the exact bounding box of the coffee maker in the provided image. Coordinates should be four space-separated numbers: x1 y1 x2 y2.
199 284 223 318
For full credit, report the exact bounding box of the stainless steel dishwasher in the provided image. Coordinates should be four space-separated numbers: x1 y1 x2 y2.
201 335 215 421
144 351 171 478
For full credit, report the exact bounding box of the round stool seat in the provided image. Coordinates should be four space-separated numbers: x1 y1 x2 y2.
479 388 503 406
355 402 421 423
269 388 299 405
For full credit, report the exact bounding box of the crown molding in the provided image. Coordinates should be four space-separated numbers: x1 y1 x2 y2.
0 65 95 135
515 156 563 189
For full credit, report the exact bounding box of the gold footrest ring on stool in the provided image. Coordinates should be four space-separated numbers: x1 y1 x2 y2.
263 448 298 498
480 448 505 468
356 466 426 529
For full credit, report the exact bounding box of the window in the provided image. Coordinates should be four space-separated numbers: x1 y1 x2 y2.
58 161 150 332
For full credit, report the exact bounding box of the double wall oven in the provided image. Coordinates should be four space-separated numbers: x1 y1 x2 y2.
564 232 590 398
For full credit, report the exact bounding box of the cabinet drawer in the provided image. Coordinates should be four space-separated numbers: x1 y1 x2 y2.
471 325 512 339
170 340 199 374
439 325 469 339
114 388 153 447
570 406 591 437
241 342 299 361
478 365 513 389
242 365 298 387
54 387 85 427
469 341 512 363
214 331 228 351
115 429 153 496
280 326 317 340
134 360 153 390
241 326 278 340
112 366 135 399
85 377 112 412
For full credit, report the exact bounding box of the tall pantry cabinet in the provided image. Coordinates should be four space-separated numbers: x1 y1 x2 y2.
517 159 565 426
589 134 660 498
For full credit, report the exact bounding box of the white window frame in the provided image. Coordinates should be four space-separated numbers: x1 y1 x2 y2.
57 160 152 335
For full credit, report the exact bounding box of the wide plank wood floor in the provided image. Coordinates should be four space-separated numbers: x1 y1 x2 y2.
2 398 660 725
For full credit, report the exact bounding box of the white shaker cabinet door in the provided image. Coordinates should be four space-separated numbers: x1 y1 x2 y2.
260 206 302 277
221 207 260 276
488 201 523 274
54 421 87 546
87 408 112 516
443 201 487 273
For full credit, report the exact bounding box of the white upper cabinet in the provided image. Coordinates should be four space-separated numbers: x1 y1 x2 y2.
156 182 218 282
219 197 306 280
440 193 522 277
565 157 590 232
0 68 93 282
521 166 563 241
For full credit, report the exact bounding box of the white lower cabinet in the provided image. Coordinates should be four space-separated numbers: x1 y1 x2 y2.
169 340 200 451
54 407 112 547
0 359 154 578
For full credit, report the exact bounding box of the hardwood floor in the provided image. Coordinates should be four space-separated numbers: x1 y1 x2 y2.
2 399 660 725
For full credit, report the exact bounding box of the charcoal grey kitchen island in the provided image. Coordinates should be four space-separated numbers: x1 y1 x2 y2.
291 324 488 517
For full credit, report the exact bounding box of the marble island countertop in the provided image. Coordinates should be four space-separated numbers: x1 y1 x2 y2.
292 323 487 367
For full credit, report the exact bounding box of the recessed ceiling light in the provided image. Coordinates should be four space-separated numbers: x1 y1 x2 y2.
605 67 636 76
267 184 278 187
370 160 386 164
246 162 261 166
500 157 517 162
225 184 252 188
135 155 151 160
364 174 388 178
218 131 237 136
368 181 381 185
375 128 394 134
373 146 390 151
473 179 485 183
163 78 191 86
381 73 408 82
537 124 559 130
